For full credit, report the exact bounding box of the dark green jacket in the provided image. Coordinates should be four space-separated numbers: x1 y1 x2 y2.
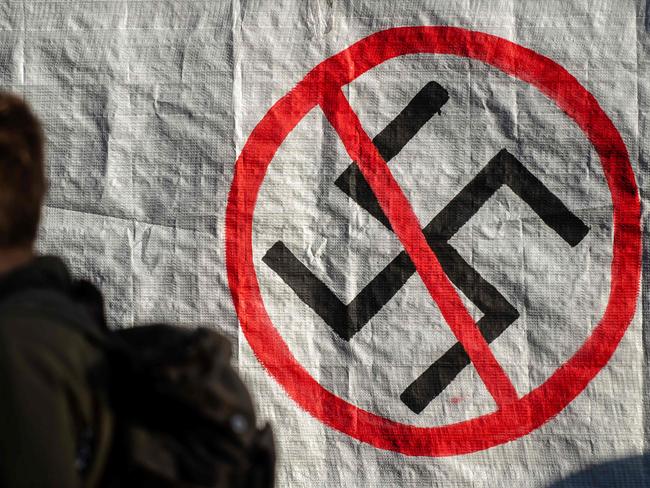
0 257 113 487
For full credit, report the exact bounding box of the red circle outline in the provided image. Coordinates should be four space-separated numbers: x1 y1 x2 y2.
225 26 641 456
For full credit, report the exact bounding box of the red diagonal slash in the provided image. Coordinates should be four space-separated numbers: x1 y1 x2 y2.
320 87 519 408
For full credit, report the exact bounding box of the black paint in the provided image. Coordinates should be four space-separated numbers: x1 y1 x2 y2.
263 82 589 413
335 81 449 229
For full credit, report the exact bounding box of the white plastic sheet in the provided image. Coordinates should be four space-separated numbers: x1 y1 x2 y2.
12 0 649 485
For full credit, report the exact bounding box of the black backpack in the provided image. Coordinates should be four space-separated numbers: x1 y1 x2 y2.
0 281 275 488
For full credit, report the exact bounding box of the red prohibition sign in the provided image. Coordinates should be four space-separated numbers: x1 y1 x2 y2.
226 26 641 456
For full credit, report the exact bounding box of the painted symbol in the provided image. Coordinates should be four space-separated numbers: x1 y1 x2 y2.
226 26 641 456
262 81 590 413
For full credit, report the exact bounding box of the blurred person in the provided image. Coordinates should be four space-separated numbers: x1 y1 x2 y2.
0 93 274 488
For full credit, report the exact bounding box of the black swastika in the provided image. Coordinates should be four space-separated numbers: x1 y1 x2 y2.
263 82 589 414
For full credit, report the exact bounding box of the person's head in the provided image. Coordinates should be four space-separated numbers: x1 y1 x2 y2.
0 93 45 255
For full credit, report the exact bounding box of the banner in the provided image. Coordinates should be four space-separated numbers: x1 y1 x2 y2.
15 0 649 485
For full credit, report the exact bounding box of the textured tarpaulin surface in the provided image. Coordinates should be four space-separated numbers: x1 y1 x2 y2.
2 0 647 485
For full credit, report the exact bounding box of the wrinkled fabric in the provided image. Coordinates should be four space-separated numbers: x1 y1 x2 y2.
10 0 649 486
